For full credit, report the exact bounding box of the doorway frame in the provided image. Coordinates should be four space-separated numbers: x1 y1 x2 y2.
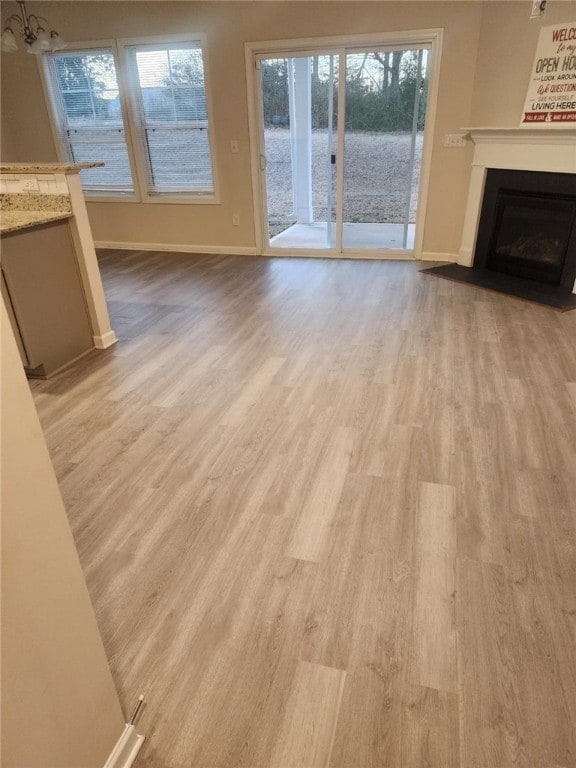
245 29 443 259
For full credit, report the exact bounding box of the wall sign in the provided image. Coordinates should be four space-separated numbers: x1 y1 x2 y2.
522 22 576 125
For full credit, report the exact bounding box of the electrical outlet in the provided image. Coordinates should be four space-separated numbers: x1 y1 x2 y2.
530 0 546 18
232 213 240 226
21 177 40 192
230 139 239 154
444 134 467 148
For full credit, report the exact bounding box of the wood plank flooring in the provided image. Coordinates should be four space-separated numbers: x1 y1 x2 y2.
30 250 576 767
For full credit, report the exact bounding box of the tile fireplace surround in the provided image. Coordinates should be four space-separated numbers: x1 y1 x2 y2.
458 127 576 293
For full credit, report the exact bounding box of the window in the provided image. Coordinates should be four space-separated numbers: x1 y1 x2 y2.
44 48 134 194
125 42 214 196
42 37 216 201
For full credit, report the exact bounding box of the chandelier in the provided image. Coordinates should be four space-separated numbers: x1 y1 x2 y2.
1 1 66 54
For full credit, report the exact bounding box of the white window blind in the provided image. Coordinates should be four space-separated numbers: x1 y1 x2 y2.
125 42 214 196
44 49 134 194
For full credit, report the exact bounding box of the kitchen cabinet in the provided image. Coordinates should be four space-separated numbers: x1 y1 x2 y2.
2 218 94 377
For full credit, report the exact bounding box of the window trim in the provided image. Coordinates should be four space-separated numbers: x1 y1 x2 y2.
38 39 141 202
117 34 219 204
38 34 220 205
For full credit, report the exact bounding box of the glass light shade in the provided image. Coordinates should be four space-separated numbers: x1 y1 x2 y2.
27 28 51 54
49 31 66 51
1 28 18 52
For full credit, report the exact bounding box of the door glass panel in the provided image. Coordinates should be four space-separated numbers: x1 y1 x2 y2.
260 54 338 249
261 58 294 243
342 48 428 250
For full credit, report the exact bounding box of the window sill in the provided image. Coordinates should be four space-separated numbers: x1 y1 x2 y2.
83 193 220 205
141 194 220 206
84 193 140 204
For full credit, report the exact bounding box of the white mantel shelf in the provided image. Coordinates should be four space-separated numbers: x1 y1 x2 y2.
458 126 576 295
463 127 576 146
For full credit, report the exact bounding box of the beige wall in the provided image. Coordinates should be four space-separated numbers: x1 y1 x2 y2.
4 2 571 257
0 1 487 257
1 299 125 767
470 0 576 127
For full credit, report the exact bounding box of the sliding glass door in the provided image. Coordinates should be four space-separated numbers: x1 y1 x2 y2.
342 48 427 251
260 53 338 249
256 42 430 256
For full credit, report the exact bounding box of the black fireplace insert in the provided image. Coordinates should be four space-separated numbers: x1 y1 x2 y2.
474 169 576 290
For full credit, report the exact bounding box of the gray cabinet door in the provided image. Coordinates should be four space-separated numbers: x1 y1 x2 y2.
2 219 93 376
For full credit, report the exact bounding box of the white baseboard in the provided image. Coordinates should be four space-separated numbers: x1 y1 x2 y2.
103 724 145 768
420 251 458 262
94 242 461 265
94 330 118 349
94 242 463 267
261 249 417 261
94 240 258 256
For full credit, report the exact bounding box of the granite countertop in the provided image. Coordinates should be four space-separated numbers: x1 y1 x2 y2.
0 192 73 234
0 209 74 234
0 162 104 175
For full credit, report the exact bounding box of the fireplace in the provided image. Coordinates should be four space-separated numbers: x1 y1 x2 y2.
473 169 576 290
455 128 576 308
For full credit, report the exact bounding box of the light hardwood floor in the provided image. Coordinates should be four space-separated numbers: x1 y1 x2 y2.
31 251 576 767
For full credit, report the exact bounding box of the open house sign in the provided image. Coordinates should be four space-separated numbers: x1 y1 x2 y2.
522 22 576 124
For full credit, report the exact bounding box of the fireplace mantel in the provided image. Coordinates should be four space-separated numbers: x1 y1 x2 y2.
464 127 576 146
458 127 576 293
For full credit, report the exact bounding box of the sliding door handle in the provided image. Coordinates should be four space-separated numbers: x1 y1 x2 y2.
259 154 267 171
